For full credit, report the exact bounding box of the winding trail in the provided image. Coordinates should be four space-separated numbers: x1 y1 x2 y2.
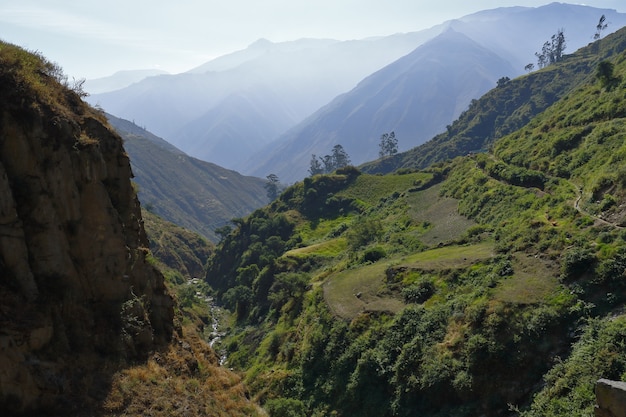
479 154 623 229
572 184 623 229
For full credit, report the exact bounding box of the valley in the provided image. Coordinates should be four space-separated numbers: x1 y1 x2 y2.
4 2 626 417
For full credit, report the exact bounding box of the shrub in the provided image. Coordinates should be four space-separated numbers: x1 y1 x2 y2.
265 397 306 417
560 246 596 281
347 218 383 250
177 285 196 309
361 246 387 263
402 280 435 304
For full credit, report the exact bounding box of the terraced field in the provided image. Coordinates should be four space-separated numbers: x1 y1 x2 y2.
324 242 495 319
406 183 477 245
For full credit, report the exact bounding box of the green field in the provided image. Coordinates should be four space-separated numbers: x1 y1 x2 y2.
324 242 495 320
284 237 348 258
336 172 432 206
494 253 561 305
406 183 477 245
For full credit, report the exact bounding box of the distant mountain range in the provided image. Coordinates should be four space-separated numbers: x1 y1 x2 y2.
88 3 626 183
246 3 626 182
88 34 435 167
107 114 267 242
84 69 169 94
246 29 515 181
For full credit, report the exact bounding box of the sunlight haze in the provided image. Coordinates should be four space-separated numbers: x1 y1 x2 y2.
1 0 624 78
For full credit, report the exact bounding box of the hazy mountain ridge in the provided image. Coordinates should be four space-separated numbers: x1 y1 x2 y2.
88 3 626 180
361 21 626 175
84 68 169 94
246 4 626 182
452 2 624 70
87 29 442 167
247 28 516 182
176 88 300 167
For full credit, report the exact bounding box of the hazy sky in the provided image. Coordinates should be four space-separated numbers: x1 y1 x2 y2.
1 1 625 79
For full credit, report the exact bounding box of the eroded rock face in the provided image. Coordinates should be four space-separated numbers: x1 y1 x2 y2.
0 79 174 413
596 379 626 417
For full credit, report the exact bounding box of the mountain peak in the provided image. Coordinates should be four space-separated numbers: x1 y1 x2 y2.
249 38 274 49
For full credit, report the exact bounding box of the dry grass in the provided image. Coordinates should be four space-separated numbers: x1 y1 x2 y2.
102 327 260 417
284 237 347 258
399 242 495 271
323 261 405 320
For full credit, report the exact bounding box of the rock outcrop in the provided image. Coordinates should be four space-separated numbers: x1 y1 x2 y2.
596 379 626 417
0 44 175 413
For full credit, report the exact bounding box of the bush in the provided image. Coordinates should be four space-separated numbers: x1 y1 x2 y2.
347 218 383 250
265 397 306 417
560 246 596 281
402 280 435 304
361 246 387 263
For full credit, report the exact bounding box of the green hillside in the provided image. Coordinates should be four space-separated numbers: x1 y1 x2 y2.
109 114 268 242
204 27 626 417
361 26 626 175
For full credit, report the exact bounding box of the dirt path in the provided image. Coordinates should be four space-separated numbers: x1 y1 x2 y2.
572 184 623 229
480 154 623 230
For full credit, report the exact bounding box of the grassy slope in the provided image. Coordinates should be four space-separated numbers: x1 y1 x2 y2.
205 26 626 417
206 163 575 416
111 115 268 242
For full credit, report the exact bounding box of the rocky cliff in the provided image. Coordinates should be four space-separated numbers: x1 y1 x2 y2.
0 43 175 413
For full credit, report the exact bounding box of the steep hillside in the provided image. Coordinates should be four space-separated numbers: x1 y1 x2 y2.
107 114 267 242
176 89 298 169
361 23 626 175
248 5 626 183
142 209 213 281
204 27 626 417
0 41 173 413
0 41 258 416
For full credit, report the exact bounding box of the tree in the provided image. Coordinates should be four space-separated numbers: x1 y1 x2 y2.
496 77 510 88
379 131 398 158
594 14 608 40
214 225 232 242
311 145 353 176
321 154 334 174
331 144 351 169
596 60 620 91
309 154 324 176
524 63 535 73
346 218 383 250
535 43 549 69
535 29 566 69
265 173 280 201
550 29 566 64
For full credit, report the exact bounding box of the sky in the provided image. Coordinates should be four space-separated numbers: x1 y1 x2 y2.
1 0 625 79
